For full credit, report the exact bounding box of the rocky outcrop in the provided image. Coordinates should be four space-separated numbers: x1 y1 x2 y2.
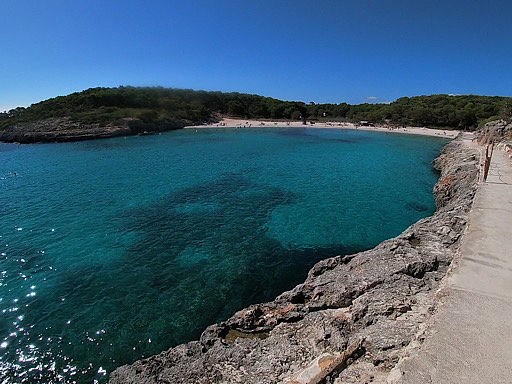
109 138 479 384
476 119 512 145
476 119 512 161
0 117 185 143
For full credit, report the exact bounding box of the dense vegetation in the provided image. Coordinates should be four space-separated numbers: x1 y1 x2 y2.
1 87 511 131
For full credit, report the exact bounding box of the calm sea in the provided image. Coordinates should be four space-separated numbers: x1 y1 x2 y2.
0 127 447 383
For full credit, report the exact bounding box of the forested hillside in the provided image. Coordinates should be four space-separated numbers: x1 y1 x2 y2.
1 87 511 133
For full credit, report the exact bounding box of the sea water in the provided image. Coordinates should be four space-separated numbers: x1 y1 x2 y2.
0 127 447 383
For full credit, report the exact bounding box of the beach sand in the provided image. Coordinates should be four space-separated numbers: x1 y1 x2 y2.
186 118 460 138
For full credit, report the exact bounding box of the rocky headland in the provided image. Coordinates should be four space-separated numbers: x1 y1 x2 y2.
109 137 479 384
0 117 186 144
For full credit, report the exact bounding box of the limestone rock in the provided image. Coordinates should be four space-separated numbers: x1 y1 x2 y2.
110 139 479 384
0 117 184 143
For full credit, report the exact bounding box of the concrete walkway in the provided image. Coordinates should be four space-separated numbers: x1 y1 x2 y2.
391 147 512 383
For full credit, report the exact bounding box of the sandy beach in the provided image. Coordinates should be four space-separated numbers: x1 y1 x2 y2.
186 117 460 138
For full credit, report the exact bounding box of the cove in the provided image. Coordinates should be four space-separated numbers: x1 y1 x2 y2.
0 127 447 383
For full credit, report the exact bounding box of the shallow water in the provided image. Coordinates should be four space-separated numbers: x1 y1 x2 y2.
0 127 447 383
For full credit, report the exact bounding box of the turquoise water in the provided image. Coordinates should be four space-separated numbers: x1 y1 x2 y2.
0 128 447 383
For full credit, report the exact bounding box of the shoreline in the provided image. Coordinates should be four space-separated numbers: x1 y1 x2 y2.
389 136 511 382
186 118 460 138
0 117 459 145
110 136 479 384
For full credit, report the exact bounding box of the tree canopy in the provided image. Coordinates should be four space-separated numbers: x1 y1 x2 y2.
1 87 510 131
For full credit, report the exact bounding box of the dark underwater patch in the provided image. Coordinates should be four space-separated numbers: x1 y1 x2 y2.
406 201 430 213
0 129 446 384
13 171 364 383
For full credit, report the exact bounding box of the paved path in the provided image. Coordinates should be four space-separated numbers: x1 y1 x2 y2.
391 147 512 383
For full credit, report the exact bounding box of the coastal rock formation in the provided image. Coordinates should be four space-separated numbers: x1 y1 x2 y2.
0 117 184 143
476 119 512 160
476 119 512 145
109 138 479 384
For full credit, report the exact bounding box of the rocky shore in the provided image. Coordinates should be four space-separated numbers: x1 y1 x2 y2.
476 119 512 145
0 114 461 144
110 137 479 384
0 117 185 143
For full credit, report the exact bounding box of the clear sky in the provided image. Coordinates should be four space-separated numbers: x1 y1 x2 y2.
1 0 511 111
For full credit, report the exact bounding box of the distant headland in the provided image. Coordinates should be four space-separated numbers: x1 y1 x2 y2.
1 87 511 143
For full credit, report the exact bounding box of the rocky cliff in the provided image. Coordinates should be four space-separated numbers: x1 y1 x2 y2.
109 138 479 384
476 119 512 145
0 117 184 143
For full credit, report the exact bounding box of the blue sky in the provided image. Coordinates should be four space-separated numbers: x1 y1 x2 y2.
1 0 511 111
